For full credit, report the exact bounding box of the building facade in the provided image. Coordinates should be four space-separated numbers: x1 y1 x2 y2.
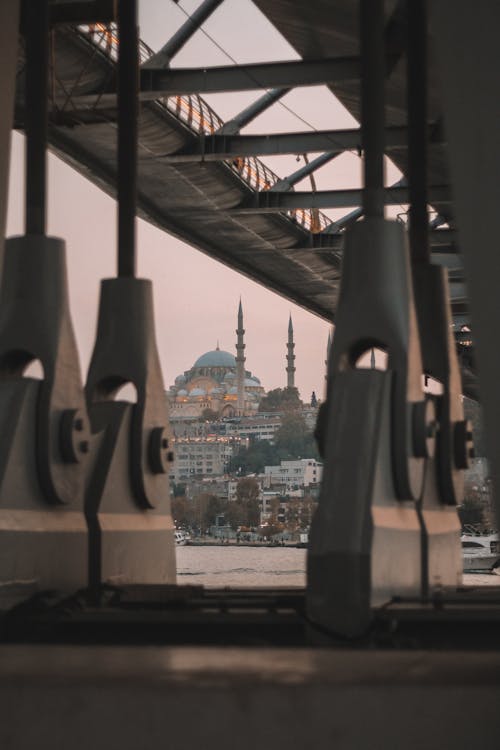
170 436 245 482
263 459 323 490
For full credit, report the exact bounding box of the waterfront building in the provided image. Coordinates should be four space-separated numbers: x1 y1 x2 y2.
263 459 323 490
169 436 244 482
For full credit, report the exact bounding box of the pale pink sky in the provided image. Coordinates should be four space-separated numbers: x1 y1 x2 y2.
6 0 405 401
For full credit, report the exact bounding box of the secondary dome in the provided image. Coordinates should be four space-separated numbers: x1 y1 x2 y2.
193 349 236 368
190 387 206 396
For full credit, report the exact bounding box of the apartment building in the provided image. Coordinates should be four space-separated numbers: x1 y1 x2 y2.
263 458 323 490
170 437 243 482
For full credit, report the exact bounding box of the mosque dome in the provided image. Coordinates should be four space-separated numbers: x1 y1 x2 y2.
193 349 236 368
245 377 260 387
190 387 206 396
165 301 274 420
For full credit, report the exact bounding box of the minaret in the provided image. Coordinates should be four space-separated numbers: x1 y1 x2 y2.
286 314 296 388
236 299 245 414
325 330 332 382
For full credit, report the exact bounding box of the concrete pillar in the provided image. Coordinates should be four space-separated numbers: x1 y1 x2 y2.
431 1 500 528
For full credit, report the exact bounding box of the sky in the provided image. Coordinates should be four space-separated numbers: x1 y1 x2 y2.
6 0 405 401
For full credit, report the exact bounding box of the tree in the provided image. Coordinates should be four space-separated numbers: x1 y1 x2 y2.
274 412 319 460
285 496 316 530
205 493 225 526
190 492 224 530
171 497 192 527
236 477 261 527
258 497 284 539
236 477 260 503
229 438 279 475
224 501 247 530
258 387 302 413
229 412 320 475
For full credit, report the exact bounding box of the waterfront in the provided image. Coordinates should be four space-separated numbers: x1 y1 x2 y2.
176 545 500 588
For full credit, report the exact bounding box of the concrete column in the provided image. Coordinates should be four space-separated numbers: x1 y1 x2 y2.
431 1 500 528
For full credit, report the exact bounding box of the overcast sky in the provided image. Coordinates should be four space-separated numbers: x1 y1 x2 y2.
6 0 404 401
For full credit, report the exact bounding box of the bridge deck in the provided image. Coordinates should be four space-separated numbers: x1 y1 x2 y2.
15 24 341 320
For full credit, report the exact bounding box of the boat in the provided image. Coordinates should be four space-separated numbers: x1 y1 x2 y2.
175 531 188 546
461 532 500 572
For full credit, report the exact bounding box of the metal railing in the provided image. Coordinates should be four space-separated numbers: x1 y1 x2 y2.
77 23 331 234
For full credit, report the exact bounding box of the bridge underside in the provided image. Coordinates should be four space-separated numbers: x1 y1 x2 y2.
15 25 342 320
13 2 464 327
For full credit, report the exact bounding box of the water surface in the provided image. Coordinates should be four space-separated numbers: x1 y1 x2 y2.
176 546 500 588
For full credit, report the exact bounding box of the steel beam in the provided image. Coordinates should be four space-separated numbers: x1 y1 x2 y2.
73 57 362 105
271 152 338 192
164 125 444 162
47 0 115 24
407 0 430 264
141 56 362 95
0 0 20 279
296 231 459 254
217 87 290 135
448 282 467 302
25 0 49 235
117 0 138 277
232 185 450 212
142 0 224 69
361 0 385 218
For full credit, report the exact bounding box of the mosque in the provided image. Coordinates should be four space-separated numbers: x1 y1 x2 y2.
167 301 296 420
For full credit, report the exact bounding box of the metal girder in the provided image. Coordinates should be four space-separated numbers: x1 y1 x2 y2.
449 282 467 302
428 227 457 245
231 185 450 212
141 56 362 95
216 87 290 135
0 0 20 280
271 152 337 192
164 124 444 162
295 231 459 254
72 57 362 105
142 0 224 69
47 0 115 24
